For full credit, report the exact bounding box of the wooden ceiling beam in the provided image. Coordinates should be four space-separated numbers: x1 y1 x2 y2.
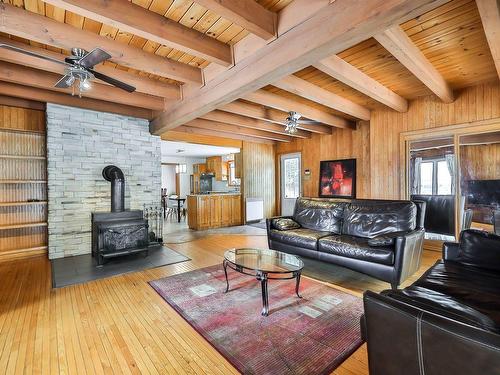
201 110 311 139
161 131 243 148
375 25 454 103
194 0 276 40
0 81 153 119
243 90 355 129
0 37 180 99
273 75 371 120
476 0 500 80
220 101 333 134
186 118 292 142
314 54 408 112
42 0 232 67
174 126 276 145
0 61 166 111
0 3 202 84
0 95 46 111
151 0 446 134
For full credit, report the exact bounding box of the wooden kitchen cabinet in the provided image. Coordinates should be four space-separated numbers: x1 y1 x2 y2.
234 152 242 178
193 163 206 174
206 156 227 181
187 194 241 230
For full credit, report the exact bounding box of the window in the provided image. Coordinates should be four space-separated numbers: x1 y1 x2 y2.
228 161 240 186
283 157 300 199
418 158 453 195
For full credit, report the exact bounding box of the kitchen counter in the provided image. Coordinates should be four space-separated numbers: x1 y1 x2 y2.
187 194 242 230
188 192 240 196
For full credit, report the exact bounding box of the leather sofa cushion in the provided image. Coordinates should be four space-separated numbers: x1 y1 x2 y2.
293 198 346 233
383 260 500 333
343 201 416 238
269 228 332 250
272 218 301 231
318 235 394 266
455 230 500 272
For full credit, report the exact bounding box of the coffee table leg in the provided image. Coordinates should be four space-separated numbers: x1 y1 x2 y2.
295 271 302 298
223 260 229 293
260 273 269 316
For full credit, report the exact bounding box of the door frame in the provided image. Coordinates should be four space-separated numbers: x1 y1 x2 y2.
279 152 302 216
399 117 500 244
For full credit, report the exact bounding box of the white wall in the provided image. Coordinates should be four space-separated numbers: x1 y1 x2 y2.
161 165 176 195
161 156 205 197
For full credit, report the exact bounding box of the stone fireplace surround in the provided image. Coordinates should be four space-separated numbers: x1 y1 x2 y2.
46 104 161 259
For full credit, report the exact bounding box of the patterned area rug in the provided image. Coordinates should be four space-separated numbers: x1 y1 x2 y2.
150 265 364 375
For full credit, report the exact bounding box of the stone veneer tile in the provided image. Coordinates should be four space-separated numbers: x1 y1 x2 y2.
46 104 161 259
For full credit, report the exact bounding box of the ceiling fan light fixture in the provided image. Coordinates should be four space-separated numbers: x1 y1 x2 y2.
80 78 92 91
65 75 75 86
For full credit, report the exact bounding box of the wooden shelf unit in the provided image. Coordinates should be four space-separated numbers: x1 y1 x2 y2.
0 104 48 260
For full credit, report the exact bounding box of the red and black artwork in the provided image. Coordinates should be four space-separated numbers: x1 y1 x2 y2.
319 159 356 198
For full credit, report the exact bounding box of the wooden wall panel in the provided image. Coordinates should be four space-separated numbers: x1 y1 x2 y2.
370 81 500 199
242 142 276 219
0 105 47 260
276 122 371 201
461 143 500 181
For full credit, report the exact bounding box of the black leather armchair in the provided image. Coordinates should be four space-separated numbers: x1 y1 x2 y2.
363 229 500 375
266 198 426 289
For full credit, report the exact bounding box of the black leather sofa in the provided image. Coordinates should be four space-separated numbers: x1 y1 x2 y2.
363 229 500 375
266 198 426 289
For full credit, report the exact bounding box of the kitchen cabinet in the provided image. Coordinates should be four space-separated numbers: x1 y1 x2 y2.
187 194 241 230
206 156 227 181
193 163 206 174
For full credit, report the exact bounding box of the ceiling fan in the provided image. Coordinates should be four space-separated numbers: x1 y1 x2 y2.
284 111 320 134
0 44 136 96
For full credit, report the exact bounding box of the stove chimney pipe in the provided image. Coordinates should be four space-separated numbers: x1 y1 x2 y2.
102 165 125 212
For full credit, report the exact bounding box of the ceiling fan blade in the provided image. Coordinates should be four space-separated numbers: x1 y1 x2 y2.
0 43 71 66
78 48 111 68
54 75 73 89
88 69 136 93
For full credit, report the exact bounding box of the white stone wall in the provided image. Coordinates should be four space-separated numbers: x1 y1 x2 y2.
46 104 161 259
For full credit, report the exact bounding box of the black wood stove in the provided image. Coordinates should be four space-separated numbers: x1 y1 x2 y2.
91 165 150 266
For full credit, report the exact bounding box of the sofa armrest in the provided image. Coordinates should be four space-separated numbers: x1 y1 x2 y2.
392 228 425 288
442 242 460 261
368 230 413 247
363 290 500 375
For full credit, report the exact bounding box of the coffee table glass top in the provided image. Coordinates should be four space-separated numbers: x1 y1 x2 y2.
224 248 304 274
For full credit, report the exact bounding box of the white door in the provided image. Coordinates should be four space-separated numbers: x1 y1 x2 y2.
280 153 301 216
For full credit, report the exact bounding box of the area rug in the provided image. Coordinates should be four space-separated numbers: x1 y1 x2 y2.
149 264 364 375
52 245 190 288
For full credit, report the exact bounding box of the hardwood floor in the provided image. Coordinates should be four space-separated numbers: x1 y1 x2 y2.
0 234 440 375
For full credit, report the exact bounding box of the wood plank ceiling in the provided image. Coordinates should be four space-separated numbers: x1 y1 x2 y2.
0 0 498 144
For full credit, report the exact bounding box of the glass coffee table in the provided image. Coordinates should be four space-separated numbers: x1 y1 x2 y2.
223 248 304 316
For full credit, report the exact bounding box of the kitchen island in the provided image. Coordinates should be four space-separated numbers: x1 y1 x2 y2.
187 193 242 230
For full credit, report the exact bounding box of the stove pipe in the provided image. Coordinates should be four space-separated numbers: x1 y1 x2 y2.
102 165 125 212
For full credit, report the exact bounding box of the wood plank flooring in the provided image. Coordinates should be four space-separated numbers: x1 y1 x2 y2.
0 234 441 375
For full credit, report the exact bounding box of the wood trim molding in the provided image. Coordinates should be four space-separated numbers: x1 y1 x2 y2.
0 3 202 84
42 0 232 66
161 131 243 148
375 25 454 103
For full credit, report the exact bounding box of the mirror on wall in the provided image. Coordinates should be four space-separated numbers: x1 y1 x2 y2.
459 131 500 235
409 137 457 241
